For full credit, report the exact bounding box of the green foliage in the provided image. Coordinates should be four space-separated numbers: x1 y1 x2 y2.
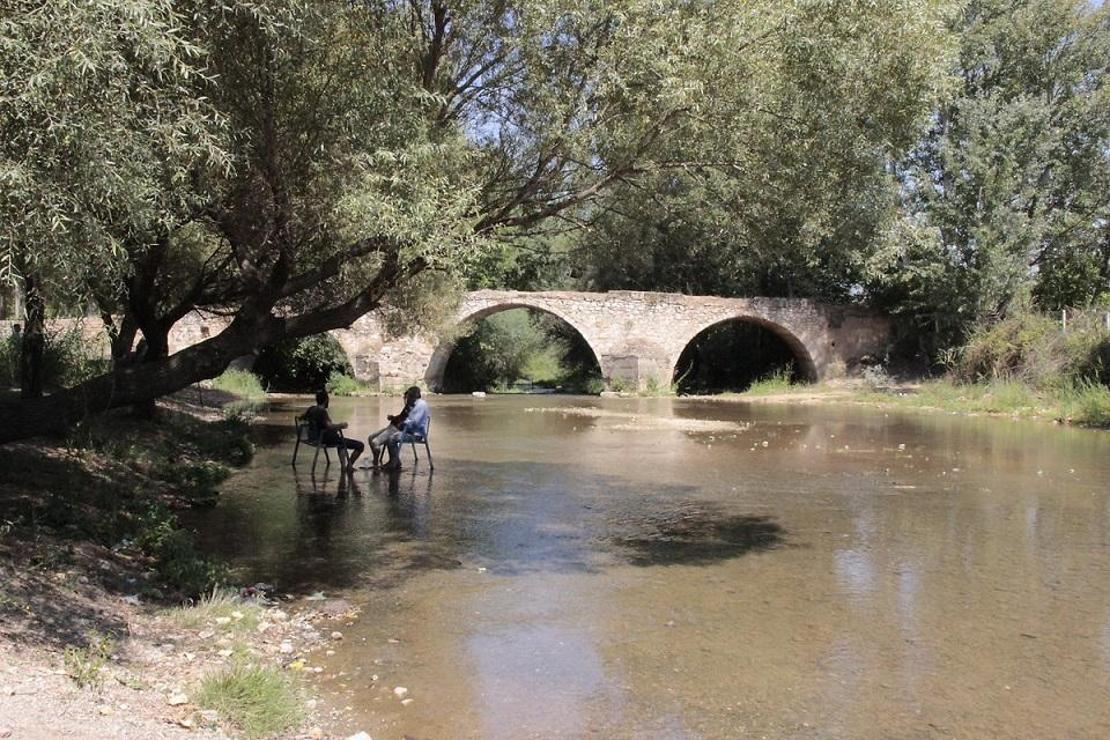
442 309 601 392
608 376 631 394
325 371 365 397
0 327 108 390
0 0 231 326
864 377 1109 427
63 632 114 689
198 662 303 739
569 0 957 299
954 309 1110 388
869 0 1110 350
254 335 351 392
136 505 228 598
210 369 265 401
1058 380 1110 427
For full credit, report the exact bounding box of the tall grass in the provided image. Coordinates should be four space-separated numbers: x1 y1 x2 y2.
211 369 266 400
168 588 265 632
743 367 795 396
198 662 303 738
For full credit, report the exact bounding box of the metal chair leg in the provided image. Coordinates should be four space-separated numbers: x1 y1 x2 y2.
411 441 418 464
425 441 434 471
312 444 322 474
292 437 300 466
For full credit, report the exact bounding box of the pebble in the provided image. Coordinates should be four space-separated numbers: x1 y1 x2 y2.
195 709 219 726
348 732 373 740
198 630 215 640
217 649 233 658
256 621 271 633
401 698 414 706
97 705 113 716
331 631 344 640
326 650 336 656
214 617 231 626
167 691 189 706
270 609 289 621
0 728 10 738
280 641 294 654
393 686 409 699
307 728 325 739
306 699 317 710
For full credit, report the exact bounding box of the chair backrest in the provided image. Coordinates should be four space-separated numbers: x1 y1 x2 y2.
295 414 320 443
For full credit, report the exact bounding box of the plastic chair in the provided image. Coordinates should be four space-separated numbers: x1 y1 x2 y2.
399 417 434 470
292 415 349 473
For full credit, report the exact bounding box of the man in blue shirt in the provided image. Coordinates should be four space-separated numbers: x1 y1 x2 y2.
369 386 429 471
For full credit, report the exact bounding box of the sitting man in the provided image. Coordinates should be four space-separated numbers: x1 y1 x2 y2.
368 390 411 469
303 390 364 470
369 386 429 471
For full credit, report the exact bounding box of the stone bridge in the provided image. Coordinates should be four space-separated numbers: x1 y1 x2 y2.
323 290 889 391
5 290 890 392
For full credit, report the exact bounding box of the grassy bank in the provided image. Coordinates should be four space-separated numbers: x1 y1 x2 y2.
857 379 1110 427
0 389 342 738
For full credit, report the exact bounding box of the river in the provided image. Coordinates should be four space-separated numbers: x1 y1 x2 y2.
190 395 1110 739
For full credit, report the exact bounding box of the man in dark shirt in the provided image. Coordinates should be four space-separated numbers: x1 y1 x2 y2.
304 390 364 470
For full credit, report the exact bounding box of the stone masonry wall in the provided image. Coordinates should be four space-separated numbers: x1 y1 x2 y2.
3 291 891 392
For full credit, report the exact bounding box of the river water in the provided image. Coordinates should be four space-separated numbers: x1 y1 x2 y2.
191 395 1110 739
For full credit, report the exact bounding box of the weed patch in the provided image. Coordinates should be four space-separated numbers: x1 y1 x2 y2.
63 632 114 689
198 662 303 738
169 588 265 633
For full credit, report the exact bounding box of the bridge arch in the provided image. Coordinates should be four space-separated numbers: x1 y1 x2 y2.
670 314 819 391
424 301 605 391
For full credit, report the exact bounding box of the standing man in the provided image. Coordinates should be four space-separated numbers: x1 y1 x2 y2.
303 390 364 471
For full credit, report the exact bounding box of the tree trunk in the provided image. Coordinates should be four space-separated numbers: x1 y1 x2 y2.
132 323 170 419
19 274 45 399
0 309 277 443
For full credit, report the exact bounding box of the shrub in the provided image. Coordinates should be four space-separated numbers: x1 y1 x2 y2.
325 371 364 396
0 326 108 390
136 505 227 598
253 334 351 391
955 309 1110 389
583 377 606 395
198 663 303 738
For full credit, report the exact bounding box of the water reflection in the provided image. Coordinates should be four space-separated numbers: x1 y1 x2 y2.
189 395 1110 739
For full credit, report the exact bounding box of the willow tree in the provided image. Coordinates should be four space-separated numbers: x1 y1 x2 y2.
0 0 751 441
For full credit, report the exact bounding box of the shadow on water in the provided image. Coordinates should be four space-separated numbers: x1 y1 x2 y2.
609 506 784 566
195 454 790 593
